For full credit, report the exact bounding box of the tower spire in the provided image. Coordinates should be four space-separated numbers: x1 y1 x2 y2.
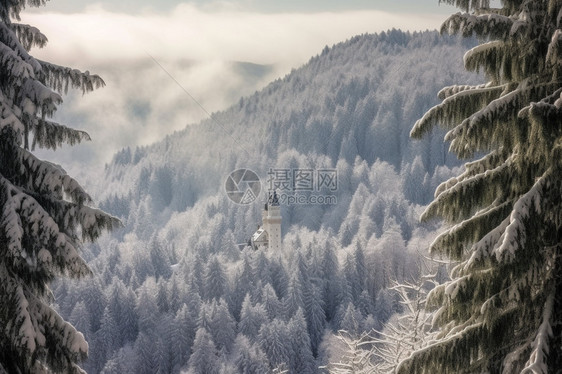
264 191 282 251
251 191 282 251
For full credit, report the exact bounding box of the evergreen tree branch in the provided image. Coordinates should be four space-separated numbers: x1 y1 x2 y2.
13 147 92 204
0 41 34 82
0 0 48 23
32 119 91 150
38 60 105 95
0 20 41 73
11 23 47 51
438 0 491 13
430 200 513 260
421 155 514 223
441 11 515 40
411 83 505 139
0 90 25 134
437 82 490 99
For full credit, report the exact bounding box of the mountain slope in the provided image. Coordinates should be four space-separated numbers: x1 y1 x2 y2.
97 30 476 228
59 29 479 373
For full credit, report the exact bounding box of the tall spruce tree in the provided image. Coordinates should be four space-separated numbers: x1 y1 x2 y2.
0 1 119 373
399 1 562 373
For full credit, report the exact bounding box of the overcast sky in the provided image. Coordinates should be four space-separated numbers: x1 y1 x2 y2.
23 0 461 182
33 0 457 14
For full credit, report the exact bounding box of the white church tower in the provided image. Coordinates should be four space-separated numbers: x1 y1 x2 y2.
263 191 281 252
251 191 282 251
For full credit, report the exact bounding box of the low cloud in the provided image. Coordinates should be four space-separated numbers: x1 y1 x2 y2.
26 4 445 66
24 4 446 179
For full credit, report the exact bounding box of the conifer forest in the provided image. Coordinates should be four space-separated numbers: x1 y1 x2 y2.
0 0 560 373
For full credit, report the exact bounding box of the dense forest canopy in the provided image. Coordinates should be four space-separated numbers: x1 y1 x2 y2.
51 30 481 373
5 0 561 372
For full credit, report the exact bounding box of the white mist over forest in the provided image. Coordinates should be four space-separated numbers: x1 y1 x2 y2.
22 4 448 177
48 30 481 373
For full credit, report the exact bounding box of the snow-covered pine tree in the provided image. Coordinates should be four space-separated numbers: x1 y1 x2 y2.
322 330 374 374
371 279 436 373
0 1 119 373
233 334 270 374
187 328 220 374
400 1 562 372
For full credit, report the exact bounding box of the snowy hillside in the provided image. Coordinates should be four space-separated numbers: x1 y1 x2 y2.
55 30 479 373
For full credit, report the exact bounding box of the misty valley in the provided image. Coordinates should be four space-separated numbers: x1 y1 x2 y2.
52 30 477 373
3 1 561 373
